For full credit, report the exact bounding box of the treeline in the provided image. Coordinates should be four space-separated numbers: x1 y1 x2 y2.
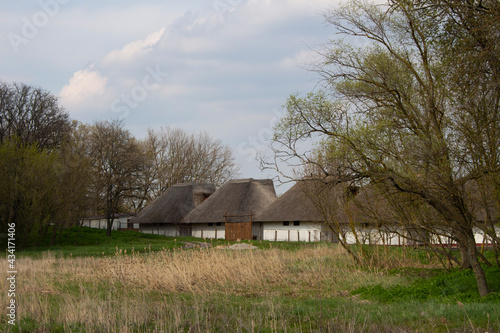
0 82 238 247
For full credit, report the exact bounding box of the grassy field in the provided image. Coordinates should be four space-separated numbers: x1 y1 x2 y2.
1 228 499 332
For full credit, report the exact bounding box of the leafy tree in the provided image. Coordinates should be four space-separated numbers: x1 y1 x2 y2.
0 136 90 247
0 139 59 247
267 0 499 296
0 83 88 247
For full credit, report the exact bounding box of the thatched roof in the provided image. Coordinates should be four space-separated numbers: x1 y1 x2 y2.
181 178 277 224
255 181 324 222
345 186 400 225
255 180 355 223
350 181 500 225
129 183 215 224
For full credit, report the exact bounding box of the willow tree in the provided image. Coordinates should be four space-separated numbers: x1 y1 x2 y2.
268 0 499 297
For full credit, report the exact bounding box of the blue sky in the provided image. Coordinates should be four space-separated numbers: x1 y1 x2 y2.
1 0 339 193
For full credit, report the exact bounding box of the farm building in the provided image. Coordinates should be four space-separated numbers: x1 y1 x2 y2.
129 183 215 236
340 186 415 246
254 180 342 242
338 182 500 247
81 177 498 247
252 180 390 244
181 178 277 240
82 213 136 231
255 179 500 246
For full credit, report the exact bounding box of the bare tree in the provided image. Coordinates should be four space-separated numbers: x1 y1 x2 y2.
0 82 71 149
140 127 238 204
85 120 145 236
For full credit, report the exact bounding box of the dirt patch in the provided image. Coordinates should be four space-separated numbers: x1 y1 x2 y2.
181 242 212 249
225 243 259 250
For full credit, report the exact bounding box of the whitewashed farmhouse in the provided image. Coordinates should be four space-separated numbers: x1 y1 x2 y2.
128 183 215 236
181 178 277 240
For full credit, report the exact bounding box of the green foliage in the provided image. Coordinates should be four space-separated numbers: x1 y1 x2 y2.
353 266 500 303
269 0 500 297
0 137 90 248
0 139 60 246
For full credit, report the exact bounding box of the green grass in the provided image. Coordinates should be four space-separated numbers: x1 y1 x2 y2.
5 291 500 332
13 227 214 258
12 226 316 258
353 266 500 303
3 227 500 332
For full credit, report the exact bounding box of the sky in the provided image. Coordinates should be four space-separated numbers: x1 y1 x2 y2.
1 0 340 194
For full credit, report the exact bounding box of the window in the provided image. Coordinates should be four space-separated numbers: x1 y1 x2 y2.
283 221 289 226
216 222 222 226
208 223 213 227
293 221 300 226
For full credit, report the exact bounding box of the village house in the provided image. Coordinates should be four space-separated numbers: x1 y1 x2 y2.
181 178 277 240
82 178 499 246
128 183 215 236
254 181 339 242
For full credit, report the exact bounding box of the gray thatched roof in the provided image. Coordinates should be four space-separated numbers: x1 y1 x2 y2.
129 183 215 224
255 180 355 223
255 181 324 222
181 178 277 224
345 186 399 224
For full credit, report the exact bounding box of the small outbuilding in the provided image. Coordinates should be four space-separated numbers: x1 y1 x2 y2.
82 213 136 231
129 183 215 236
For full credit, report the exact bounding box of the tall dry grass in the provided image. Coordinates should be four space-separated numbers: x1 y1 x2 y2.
0 244 435 332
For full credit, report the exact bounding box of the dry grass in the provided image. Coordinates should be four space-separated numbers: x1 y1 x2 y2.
0 244 450 332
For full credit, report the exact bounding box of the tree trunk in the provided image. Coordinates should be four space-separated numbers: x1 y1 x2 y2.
458 229 490 297
106 216 114 237
74 222 84 245
468 244 490 297
459 246 471 269
51 226 58 246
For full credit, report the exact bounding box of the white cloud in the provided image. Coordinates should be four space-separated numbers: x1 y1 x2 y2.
102 28 166 65
59 66 108 109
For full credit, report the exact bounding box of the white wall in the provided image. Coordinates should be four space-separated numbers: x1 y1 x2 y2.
473 226 500 246
82 217 130 230
191 224 225 239
140 225 180 237
342 227 404 246
341 226 500 246
259 222 321 242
